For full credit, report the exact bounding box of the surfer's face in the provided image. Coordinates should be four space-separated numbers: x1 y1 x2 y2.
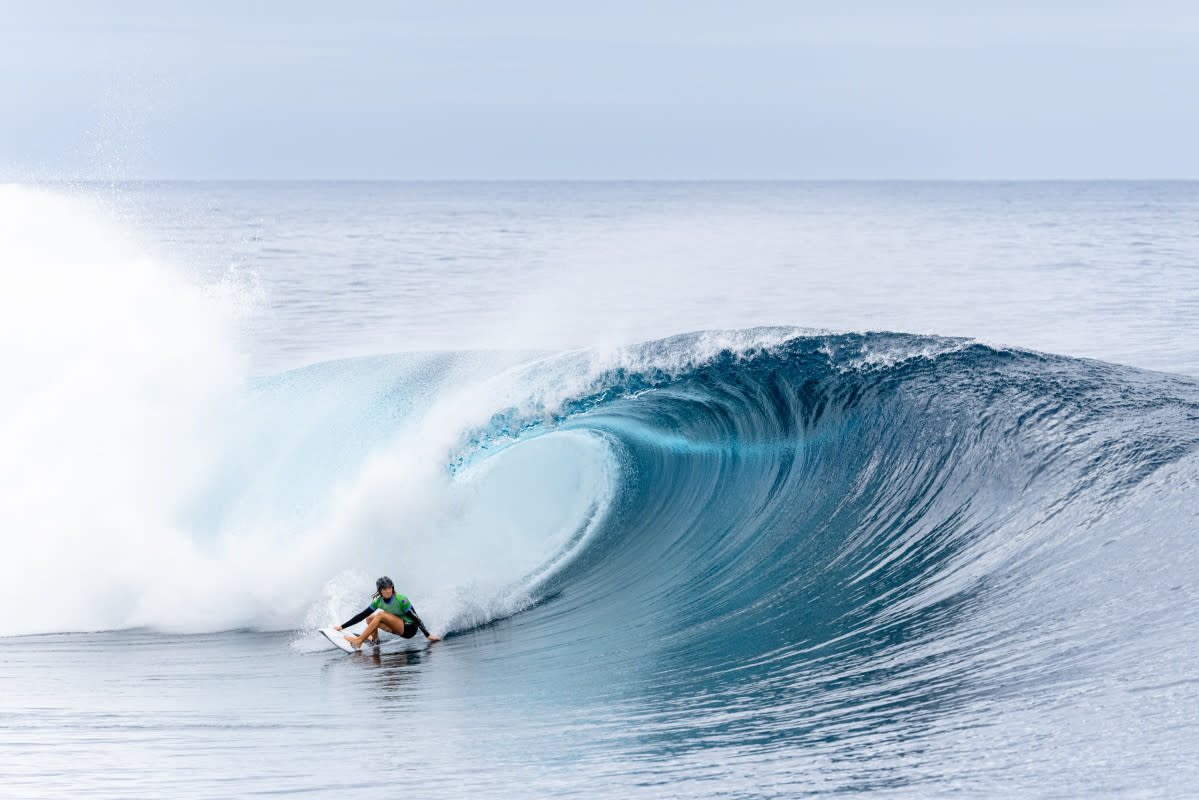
381 587 394 600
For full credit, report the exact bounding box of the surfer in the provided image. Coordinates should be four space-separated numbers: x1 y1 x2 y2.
335 576 442 649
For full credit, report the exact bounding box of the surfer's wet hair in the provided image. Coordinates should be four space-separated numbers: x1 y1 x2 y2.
373 576 394 599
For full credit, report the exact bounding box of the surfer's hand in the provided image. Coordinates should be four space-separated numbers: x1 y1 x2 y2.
428 635 442 642
333 626 342 631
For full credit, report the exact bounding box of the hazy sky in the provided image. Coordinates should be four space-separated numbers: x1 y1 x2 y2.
3 1 1198 179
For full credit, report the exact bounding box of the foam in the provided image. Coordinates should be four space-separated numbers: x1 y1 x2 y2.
0 186 619 636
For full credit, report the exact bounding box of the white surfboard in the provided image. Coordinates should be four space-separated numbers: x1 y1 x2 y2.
318 627 357 653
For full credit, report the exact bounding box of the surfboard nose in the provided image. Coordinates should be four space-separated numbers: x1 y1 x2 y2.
319 627 357 654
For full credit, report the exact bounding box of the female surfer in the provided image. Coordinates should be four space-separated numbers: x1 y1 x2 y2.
334 576 442 649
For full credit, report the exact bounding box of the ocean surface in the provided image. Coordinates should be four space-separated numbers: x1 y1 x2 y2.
2 181 1198 798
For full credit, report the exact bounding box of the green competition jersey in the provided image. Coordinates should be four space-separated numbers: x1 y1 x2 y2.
371 593 415 623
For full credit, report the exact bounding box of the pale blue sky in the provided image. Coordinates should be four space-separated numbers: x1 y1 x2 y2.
3 1 1198 179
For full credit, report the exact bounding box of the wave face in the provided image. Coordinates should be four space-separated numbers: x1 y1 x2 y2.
447 331 1199 792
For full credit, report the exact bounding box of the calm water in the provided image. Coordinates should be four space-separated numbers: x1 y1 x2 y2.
94 180 1199 376
2 182 1198 798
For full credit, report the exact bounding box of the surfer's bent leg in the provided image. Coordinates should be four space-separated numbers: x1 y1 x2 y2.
346 612 405 648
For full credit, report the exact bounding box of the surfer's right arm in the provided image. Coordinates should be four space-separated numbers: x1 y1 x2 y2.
334 607 375 631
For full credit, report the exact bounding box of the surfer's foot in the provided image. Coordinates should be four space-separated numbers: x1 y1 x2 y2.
344 635 363 650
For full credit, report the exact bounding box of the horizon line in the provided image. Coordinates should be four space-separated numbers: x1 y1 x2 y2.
12 177 1199 185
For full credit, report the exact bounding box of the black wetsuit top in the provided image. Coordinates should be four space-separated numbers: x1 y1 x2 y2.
339 604 432 638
